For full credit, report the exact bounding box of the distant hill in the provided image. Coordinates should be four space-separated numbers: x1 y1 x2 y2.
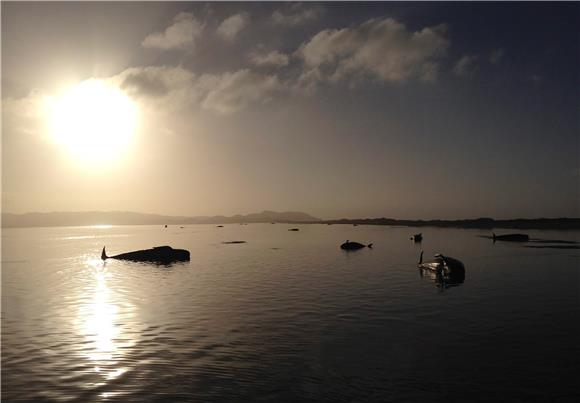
2 211 578 229
1 210 321 228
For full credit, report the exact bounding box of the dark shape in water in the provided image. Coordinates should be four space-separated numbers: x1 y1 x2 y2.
164 225 167 228
340 240 373 250
419 264 466 289
217 225 224 228
417 251 465 284
289 228 300 231
101 246 190 264
492 233 529 242
411 233 423 242
222 241 246 244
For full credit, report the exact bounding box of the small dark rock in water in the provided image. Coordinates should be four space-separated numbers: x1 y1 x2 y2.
222 241 246 244
288 228 300 231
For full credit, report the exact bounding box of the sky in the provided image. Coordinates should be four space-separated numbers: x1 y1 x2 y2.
2 2 578 220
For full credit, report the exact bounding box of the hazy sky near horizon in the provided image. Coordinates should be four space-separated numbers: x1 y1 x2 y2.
2 2 578 219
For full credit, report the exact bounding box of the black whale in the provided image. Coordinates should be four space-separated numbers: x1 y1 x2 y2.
492 233 529 242
340 240 373 250
101 246 190 264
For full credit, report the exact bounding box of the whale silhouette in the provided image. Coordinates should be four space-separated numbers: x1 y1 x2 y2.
492 233 529 242
411 233 422 242
101 246 190 264
340 240 373 250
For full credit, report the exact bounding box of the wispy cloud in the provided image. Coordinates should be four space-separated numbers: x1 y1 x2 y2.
272 3 324 26
248 50 289 67
115 66 281 115
453 54 478 77
199 69 282 115
142 12 204 51
217 12 250 42
296 18 449 88
2 92 53 138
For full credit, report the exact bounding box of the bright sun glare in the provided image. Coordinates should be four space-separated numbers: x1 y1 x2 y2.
51 79 137 164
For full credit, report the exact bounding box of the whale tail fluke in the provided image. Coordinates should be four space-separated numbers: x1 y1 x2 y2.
492 232 496 242
101 246 108 260
367 243 373 248
419 250 424 264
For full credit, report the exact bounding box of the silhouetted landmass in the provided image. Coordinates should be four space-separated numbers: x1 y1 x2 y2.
1 210 320 228
2 211 579 229
313 217 580 230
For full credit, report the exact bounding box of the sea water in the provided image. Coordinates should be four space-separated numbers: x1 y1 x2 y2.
2 224 579 402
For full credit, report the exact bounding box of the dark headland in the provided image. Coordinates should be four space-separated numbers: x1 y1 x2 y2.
2 211 579 230
313 217 580 230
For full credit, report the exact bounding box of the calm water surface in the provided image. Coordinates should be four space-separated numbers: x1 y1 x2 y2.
2 224 579 402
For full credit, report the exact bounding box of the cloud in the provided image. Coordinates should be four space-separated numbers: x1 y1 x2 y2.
142 12 203 50
453 54 478 77
198 69 282 115
117 65 195 98
272 3 324 26
296 18 449 87
489 48 504 65
113 66 281 115
2 91 53 138
248 50 289 67
217 13 250 42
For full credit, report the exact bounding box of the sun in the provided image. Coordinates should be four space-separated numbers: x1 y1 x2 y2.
51 79 138 164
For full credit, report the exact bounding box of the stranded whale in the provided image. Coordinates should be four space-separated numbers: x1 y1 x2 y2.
101 246 190 264
411 233 423 242
418 251 465 285
340 240 373 250
492 233 529 242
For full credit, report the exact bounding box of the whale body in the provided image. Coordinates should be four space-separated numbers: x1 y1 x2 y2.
492 233 529 242
101 246 190 264
411 233 423 242
418 251 465 274
340 240 373 250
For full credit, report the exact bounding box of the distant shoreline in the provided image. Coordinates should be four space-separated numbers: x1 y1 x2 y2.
308 217 580 230
2 211 579 229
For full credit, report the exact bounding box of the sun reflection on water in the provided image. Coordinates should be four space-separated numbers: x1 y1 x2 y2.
78 258 136 382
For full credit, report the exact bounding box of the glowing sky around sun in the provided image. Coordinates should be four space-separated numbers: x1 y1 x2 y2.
2 2 578 219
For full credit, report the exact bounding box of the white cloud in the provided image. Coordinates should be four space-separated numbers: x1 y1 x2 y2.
296 18 449 87
2 91 53 138
217 13 250 42
198 69 282 115
114 66 281 115
272 4 323 26
116 65 195 98
248 50 289 67
453 54 478 77
142 12 203 50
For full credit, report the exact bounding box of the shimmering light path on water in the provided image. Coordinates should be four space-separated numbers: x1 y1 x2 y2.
2 224 579 401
